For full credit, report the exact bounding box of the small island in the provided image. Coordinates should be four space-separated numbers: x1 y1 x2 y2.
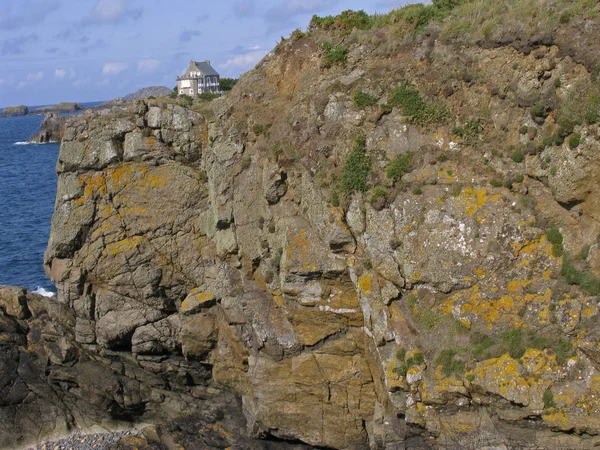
0 105 29 117
30 102 83 115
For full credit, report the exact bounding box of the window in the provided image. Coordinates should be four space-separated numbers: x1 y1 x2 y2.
180 90 183 94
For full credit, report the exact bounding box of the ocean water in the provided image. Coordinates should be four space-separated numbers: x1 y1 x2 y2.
0 114 59 295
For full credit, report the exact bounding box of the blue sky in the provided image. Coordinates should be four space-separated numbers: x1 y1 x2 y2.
0 0 411 107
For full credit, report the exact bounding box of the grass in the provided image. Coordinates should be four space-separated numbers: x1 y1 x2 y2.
341 133 371 193
352 90 378 109
370 187 388 205
568 132 582 149
386 152 413 181
437 348 466 376
546 225 564 257
561 255 600 296
396 348 425 377
389 82 450 125
543 389 555 409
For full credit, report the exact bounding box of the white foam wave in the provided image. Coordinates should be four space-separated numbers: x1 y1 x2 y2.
33 286 56 297
14 141 34 145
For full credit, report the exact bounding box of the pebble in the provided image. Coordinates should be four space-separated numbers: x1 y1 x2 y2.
27 429 141 450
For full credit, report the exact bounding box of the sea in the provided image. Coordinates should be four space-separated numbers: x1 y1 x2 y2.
0 102 103 296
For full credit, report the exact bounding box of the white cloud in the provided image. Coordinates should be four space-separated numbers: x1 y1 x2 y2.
17 81 27 89
220 50 268 71
27 71 44 81
102 62 128 75
85 0 142 25
73 77 91 88
54 68 66 79
249 45 261 50
137 59 160 73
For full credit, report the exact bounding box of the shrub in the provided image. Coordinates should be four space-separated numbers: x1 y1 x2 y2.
198 92 219 101
568 132 582 149
490 179 502 187
352 90 378 109
530 103 545 118
512 150 524 163
412 187 423 195
178 94 193 107
519 125 529 135
219 77 238 92
386 152 413 181
370 187 388 209
309 9 372 34
389 82 449 125
546 225 564 257
322 42 348 66
341 133 371 193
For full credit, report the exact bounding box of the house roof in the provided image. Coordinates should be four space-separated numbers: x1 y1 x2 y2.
194 61 219 76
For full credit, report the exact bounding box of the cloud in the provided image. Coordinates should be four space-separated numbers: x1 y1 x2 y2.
179 30 202 42
220 50 268 71
17 81 27 89
232 0 256 18
0 79 5 86
1 33 39 56
83 0 143 25
264 0 337 23
81 39 108 54
102 62 128 75
137 59 160 73
45 47 60 54
73 77 91 88
54 69 67 79
0 0 60 31
27 71 44 81
197 13 209 22
231 44 262 55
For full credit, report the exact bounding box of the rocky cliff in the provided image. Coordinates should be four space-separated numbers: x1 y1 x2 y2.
29 113 67 143
4 2 600 449
31 102 83 115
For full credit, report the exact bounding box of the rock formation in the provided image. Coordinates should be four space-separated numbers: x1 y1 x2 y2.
31 102 83 115
1 105 28 117
29 113 67 143
4 3 600 449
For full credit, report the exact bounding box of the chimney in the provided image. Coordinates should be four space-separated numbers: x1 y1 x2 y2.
206 60 211 65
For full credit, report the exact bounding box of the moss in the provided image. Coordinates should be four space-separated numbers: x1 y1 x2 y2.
543 389 555 409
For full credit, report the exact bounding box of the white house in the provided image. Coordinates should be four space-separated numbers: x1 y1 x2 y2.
176 60 221 96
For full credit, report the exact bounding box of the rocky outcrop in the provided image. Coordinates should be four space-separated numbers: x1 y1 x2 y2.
29 113 67 143
6 4 600 449
93 86 172 111
1 105 28 117
31 102 83 115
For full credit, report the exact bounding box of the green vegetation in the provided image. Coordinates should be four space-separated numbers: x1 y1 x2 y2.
309 9 372 34
568 132 582 149
352 90 378 109
253 123 270 136
530 103 545 118
412 187 423 195
437 348 465 376
519 125 529 135
386 152 413 181
388 82 450 125
321 41 348 66
198 92 219 101
452 118 484 142
396 348 425 377
370 187 389 207
512 150 524 163
219 77 238 92
270 140 300 162
490 179 503 188
543 389 555 409
546 225 564 257
561 255 600 296
341 133 371 193
178 93 193 108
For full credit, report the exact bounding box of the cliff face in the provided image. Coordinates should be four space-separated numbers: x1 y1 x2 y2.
5 3 600 449
29 113 67 143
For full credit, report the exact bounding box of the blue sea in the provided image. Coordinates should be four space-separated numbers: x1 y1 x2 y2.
0 102 103 296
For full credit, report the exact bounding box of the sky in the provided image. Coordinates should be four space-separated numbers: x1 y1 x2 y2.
0 0 413 107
